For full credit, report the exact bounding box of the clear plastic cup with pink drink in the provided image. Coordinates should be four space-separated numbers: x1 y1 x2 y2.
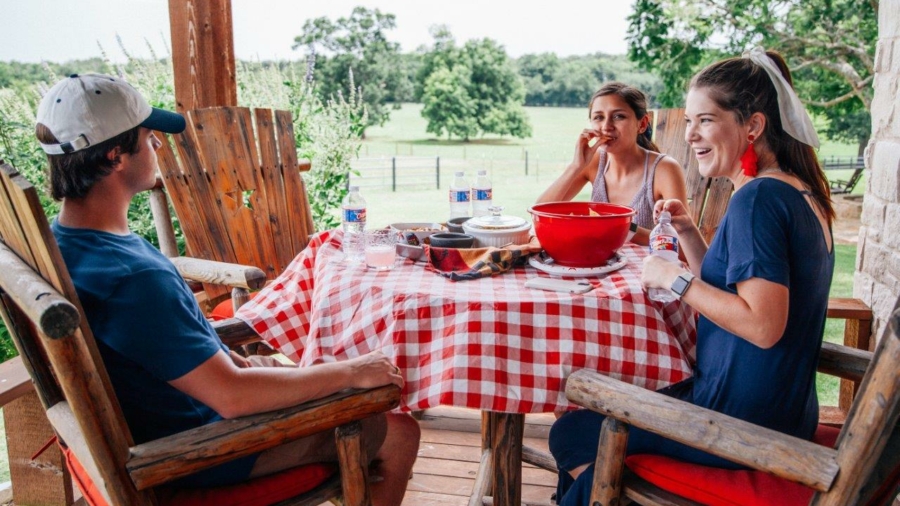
365 230 397 271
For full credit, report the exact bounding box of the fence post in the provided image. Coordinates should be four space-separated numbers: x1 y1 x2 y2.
436 156 441 189
392 157 397 192
525 150 529 176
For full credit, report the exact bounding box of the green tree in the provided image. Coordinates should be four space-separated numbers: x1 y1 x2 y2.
626 0 876 153
513 53 663 107
418 29 532 140
414 25 460 101
293 6 405 130
422 66 478 140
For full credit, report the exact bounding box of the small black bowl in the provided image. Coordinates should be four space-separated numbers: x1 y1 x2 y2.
446 216 472 233
429 232 475 248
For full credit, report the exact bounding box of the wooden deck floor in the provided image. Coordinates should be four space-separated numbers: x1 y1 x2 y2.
401 407 558 506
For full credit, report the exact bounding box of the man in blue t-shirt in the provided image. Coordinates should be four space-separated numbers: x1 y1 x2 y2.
35 74 419 505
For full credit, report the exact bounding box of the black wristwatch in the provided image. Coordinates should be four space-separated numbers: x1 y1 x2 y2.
670 272 695 299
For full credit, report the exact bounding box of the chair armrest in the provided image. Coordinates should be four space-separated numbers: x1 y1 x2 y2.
826 297 872 321
817 341 872 382
565 369 839 492
211 317 262 348
126 384 401 490
170 257 266 290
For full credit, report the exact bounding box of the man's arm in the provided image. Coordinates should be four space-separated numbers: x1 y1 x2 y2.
170 350 402 419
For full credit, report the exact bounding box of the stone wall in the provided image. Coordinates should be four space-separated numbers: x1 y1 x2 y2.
855 0 900 342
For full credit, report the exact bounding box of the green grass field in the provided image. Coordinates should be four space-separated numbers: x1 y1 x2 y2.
362 103 862 162
356 104 864 228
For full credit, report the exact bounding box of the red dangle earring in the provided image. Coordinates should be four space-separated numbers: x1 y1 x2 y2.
740 135 758 177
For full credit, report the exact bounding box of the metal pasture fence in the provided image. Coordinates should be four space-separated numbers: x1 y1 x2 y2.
821 156 864 171
349 152 564 191
350 154 865 191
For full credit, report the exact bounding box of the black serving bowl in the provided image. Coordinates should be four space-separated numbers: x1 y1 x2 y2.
446 216 472 233
428 232 476 249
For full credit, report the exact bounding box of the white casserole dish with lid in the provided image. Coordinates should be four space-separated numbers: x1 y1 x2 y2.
462 206 532 248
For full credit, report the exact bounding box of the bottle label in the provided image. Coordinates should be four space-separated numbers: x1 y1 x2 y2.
450 190 471 203
650 234 678 253
473 188 492 201
343 208 367 224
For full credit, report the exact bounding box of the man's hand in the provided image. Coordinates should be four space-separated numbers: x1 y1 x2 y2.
345 351 404 389
229 350 253 368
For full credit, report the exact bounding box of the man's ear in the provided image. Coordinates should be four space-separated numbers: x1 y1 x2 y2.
106 147 123 168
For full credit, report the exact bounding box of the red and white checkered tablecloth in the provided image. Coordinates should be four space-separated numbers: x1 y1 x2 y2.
236 229 697 414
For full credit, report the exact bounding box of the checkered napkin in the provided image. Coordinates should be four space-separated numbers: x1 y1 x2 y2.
424 237 543 281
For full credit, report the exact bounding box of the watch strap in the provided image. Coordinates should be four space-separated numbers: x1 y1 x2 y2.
626 221 639 241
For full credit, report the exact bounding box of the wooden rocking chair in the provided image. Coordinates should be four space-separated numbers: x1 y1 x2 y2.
152 106 316 316
652 108 874 423
0 160 399 506
566 300 900 505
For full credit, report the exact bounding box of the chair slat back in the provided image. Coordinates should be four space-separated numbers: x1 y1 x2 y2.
0 162 150 505
653 108 733 244
157 107 314 301
815 307 900 505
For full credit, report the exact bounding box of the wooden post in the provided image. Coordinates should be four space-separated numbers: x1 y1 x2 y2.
168 0 237 113
489 412 524 506
589 418 629 506
148 183 178 258
5 390 73 506
336 421 371 506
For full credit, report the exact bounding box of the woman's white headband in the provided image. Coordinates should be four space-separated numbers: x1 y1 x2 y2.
742 46 820 148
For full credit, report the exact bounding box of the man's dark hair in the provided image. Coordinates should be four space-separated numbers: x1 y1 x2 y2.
35 123 142 200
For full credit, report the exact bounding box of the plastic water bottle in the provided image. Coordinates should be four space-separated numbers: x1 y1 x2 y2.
648 211 679 302
472 170 493 217
449 172 471 219
341 186 367 263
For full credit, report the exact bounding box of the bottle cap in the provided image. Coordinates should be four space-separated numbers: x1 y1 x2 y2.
477 170 487 175
455 171 464 176
349 185 359 192
658 211 671 222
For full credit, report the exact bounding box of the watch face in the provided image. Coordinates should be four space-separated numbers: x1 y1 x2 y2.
671 275 692 296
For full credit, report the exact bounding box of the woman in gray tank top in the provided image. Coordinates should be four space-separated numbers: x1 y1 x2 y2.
536 82 688 245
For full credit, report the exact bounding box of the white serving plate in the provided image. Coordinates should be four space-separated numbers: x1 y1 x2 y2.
528 252 626 278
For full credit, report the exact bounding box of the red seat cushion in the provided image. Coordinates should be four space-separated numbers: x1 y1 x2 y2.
625 424 840 506
63 445 336 506
210 292 260 321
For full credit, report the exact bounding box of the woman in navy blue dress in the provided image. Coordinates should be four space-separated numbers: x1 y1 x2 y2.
549 48 836 505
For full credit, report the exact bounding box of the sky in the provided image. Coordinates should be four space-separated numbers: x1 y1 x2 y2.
1 0 634 63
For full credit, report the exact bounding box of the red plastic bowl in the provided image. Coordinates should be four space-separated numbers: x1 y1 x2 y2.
528 202 635 267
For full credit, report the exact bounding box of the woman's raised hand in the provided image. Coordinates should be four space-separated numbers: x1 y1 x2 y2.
570 129 607 171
